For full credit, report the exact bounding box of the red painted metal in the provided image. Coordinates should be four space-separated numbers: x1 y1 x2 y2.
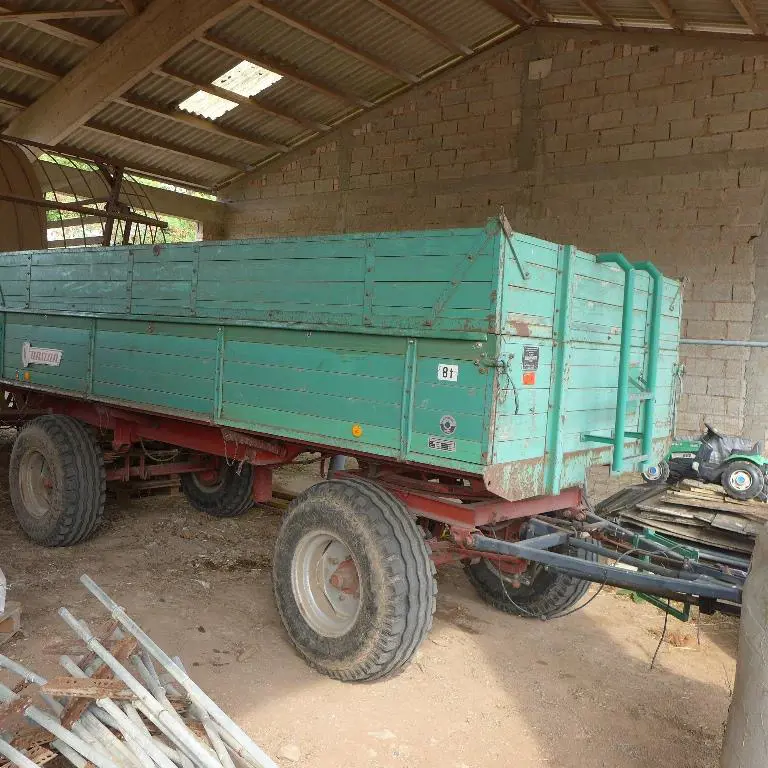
6 390 584 543
388 485 583 527
36 396 303 466
329 559 360 596
105 459 213 482
427 539 529 571
251 466 273 503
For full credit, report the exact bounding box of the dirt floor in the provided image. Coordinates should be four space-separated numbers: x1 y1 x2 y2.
1 461 739 768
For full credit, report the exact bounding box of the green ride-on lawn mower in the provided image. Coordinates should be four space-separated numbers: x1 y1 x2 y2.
642 424 768 501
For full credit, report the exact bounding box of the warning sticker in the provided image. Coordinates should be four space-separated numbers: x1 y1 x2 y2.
428 436 456 452
522 346 540 371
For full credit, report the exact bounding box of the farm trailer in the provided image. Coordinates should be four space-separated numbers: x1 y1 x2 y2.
0 216 742 681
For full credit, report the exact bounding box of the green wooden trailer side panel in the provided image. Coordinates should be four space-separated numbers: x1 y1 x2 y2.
0 220 682 500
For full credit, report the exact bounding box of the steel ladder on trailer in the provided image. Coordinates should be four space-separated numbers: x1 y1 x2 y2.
581 253 665 474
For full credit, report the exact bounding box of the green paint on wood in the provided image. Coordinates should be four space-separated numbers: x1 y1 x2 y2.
0 220 682 501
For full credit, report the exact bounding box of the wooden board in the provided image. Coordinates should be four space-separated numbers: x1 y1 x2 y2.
619 511 755 554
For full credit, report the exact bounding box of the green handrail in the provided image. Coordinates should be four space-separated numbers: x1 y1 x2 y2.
596 252 635 473
634 262 663 470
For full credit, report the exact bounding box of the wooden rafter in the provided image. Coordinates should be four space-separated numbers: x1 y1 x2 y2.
730 0 766 35
0 3 100 47
156 68 331 132
479 0 533 25
4 0 248 145
116 95 289 152
365 0 472 56
507 0 551 21
203 33 373 107
83 122 251 171
251 1 418 83
647 0 683 30
0 91 27 110
0 48 61 81
116 0 142 15
577 0 619 28
54 141 218 190
0 9 125 22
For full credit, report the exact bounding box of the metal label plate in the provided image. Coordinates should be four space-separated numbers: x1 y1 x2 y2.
22 342 63 368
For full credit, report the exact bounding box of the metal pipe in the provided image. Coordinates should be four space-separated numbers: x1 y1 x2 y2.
80 575 277 768
682 339 768 348
596 252 635 473
25 704 121 768
469 533 743 602
98 698 179 768
58 607 223 768
520 531 570 550
0 654 63 715
52 738 92 768
0 736 45 768
634 261 663 470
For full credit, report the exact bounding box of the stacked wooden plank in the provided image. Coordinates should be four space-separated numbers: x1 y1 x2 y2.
597 480 768 566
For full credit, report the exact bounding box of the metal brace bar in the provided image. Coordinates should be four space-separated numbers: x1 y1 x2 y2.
499 212 530 280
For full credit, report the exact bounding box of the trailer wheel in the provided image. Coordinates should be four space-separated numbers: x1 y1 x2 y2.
273 477 436 681
465 544 596 618
180 462 254 517
9 415 105 547
721 461 765 501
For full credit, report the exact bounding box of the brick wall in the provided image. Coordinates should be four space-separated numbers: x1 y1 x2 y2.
220 30 768 441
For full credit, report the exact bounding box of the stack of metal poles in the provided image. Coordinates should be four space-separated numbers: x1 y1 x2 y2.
0 574 276 768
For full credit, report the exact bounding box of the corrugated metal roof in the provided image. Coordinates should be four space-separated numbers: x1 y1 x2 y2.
1 0 767 191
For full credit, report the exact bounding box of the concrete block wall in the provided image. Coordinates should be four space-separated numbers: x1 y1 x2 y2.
220 30 768 443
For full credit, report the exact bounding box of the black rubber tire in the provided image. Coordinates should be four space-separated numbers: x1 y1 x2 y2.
721 460 765 501
642 460 670 485
465 544 597 618
273 477 437 682
9 415 105 547
180 462 254 517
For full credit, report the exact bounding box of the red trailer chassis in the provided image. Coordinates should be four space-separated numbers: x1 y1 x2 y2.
3 386 743 612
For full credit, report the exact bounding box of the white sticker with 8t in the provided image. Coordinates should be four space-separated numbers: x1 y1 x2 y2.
437 363 459 382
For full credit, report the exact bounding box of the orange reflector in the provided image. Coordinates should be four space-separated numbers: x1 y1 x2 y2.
522 372 536 386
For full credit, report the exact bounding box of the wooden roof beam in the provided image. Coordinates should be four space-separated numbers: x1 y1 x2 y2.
578 0 619 28
202 33 373 107
116 94 289 152
0 3 100 47
115 0 142 15
647 0 683 30
83 122 251 171
0 48 61 81
365 0 472 57
156 67 331 132
479 0 533 25
507 0 551 22
251 1 418 83
0 91 28 111
0 9 125 22
730 0 766 36
4 0 247 145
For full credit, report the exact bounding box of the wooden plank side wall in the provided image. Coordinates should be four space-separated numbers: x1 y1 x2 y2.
491 233 682 496
0 227 501 335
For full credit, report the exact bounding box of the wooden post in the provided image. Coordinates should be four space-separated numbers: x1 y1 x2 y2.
721 525 768 767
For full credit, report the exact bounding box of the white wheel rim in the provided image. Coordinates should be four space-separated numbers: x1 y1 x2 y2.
291 531 361 637
644 465 661 480
730 470 753 492
19 449 53 519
